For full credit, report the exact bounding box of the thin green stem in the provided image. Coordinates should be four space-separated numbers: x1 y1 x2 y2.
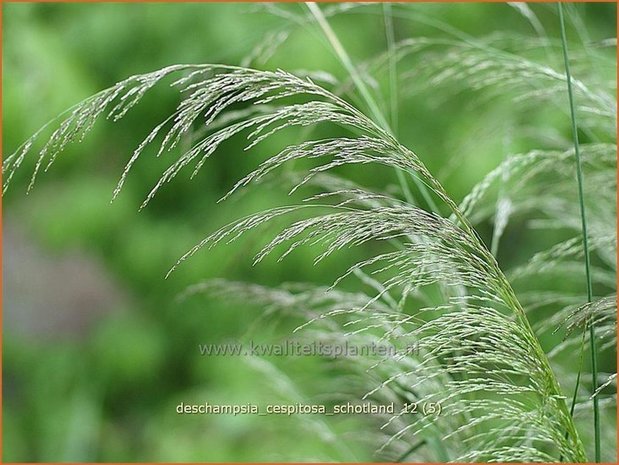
305 2 439 213
558 4 599 462
560 321 587 462
305 4 389 129
383 3 399 133
380 3 419 212
570 330 587 420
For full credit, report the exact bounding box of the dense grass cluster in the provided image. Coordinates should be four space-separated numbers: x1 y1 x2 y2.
4 3 615 462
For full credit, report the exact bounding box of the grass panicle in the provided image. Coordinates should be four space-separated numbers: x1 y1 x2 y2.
5 4 615 462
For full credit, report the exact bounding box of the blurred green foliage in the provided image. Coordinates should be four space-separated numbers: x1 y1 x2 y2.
3 3 615 461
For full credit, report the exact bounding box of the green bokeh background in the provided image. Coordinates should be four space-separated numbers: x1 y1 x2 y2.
2 3 616 461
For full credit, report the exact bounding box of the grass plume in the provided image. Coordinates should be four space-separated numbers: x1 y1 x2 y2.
5 4 615 461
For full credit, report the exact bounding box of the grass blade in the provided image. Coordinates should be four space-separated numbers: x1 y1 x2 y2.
383 3 399 133
558 4 599 462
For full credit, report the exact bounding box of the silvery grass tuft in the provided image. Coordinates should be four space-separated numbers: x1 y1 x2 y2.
3 3 616 462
